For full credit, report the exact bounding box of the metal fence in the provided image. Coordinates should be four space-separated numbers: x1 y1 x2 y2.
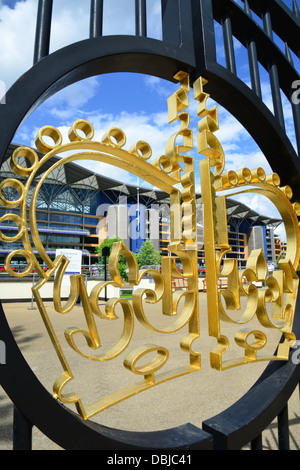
0 0 299 451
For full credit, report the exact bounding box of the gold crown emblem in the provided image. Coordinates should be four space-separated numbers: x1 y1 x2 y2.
0 73 299 420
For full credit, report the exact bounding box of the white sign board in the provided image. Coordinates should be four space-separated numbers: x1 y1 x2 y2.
55 249 82 286
268 263 275 272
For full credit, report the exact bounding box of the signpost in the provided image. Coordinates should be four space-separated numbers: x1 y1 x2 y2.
102 246 110 301
55 249 82 286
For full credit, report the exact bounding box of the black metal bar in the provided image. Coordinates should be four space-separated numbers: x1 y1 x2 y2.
179 0 194 52
251 433 263 450
286 44 300 157
262 7 286 129
102 245 110 302
202 286 300 450
33 0 53 64
285 42 294 68
247 39 262 99
243 0 300 60
161 0 181 46
90 0 103 38
221 13 237 75
262 6 273 38
13 406 33 450
294 102 300 157
278 404 290 450
269 63 286 129
1 0 300 452
161 0 194 57
213 1 299 102
244 1 262 98
292 0 300 21
135 0 147 37
191 0 217 77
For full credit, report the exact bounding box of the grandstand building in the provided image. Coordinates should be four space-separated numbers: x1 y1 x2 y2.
0 143 284 270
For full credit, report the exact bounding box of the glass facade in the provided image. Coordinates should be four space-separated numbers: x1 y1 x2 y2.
0 145 285 271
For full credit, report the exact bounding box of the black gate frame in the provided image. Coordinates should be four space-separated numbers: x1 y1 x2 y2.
0 0 299 450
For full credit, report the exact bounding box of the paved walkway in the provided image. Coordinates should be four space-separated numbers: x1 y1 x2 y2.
0 294 299 450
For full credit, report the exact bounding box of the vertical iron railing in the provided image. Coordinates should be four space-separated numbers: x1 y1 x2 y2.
90 0 104 38
13 406 33 451
34 0 194 62
9 0 300 450
221 12 236 75
195 0 300 164
33 0 53 64
135 0 147 37
278 403 290 450
262 5 286 129
244 0 262 99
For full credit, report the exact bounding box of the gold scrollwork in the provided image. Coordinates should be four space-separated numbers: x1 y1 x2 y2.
35 125 63 154
0 179 25 208
197 76 300 370
11 147 39 177
129 141 152 160
15 74 199 417
0 213 25 242
5 249 34 277
124 345 169 384
101 127 127 148
194 77 225 176
68 119 95 142
0 73 298 419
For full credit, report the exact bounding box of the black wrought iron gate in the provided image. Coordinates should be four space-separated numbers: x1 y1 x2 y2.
0 0 299 451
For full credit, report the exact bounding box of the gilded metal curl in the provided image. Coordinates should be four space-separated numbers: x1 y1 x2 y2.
0 73 299 419
196 76 300 370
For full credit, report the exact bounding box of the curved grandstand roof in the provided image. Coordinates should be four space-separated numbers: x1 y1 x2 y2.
1 143 282 229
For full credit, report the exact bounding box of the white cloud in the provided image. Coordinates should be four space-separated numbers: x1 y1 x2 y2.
144 76 172 98
42 77 100 120
0 0 36 89
0 0 89 89
21 100 179 187
230 192 279 218
224 150 272 174
0 0 143 91
49 0 89 52
146 0 162 40
2 1 296 228
50 108 178 186
215 114 247 146
229 191 286 242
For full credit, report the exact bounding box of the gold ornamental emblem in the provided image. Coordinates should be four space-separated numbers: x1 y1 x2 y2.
0 73 299 420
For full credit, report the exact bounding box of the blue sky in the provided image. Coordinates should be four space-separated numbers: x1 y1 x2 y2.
0 0 299 241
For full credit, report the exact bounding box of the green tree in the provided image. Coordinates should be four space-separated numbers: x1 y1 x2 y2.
135 240 161 268
275 253 285 270
95 237 121 260
95 237 128 281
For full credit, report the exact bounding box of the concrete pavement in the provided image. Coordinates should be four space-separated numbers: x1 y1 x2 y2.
0 294 299 450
